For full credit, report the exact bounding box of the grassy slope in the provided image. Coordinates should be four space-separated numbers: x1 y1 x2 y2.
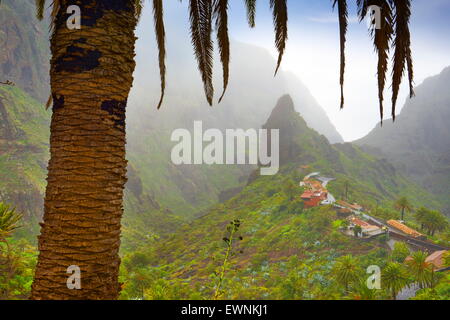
0 86 49 239
123 172 390 300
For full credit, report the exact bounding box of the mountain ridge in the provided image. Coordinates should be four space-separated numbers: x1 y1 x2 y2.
356 66 450 213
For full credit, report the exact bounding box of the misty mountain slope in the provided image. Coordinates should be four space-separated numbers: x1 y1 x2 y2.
0 0 50 102
283 72 343 144
259 95 440 209
127 39 342 142
356 67 450 212
124 40 343 216
0 85 49 238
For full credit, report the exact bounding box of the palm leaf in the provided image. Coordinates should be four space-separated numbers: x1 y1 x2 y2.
0 204 22 240
333 0 348 109
35 0 46 20
189 0 214 105
270 0 288 75
358 0 394 123
391 0 413 120
213 0 230 103
153 0 167 109
49 0 61 34
244 0 257 28
135 0 144 20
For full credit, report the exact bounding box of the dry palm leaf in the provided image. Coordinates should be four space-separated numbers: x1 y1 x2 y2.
270 0 288 75
391 0 414 120
190 0 214 105
152 0 167 109
244 0 257 28
214 0 230 103
334 0 348 110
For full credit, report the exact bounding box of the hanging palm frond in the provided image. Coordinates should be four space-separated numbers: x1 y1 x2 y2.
270 0 288 76
31 0 415 117
244 0 257 28
213 0 230 103
152 0 167 109
48 0 61 35
358 0 394 123
35 0 46 20
333 0 348 110
391 0 414 120
189 0 214 105
135 0 144 20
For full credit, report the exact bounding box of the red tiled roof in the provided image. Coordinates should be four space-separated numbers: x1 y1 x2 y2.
350 217 379 231
426 250 448 270
350 203 363 210
301 191 314 199
337 200 353 208
387 220 423 238
350 217 371 227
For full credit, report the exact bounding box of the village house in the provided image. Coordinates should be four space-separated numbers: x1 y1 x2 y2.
300 179 324 192
425 250 449 271
405 250 449 272
346 216 385 238
337 207 353 218
300 190 328 208
387 220 426 240
335 200 364 213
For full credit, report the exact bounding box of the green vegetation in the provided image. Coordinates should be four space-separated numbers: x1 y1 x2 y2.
0 86 50 239
213 220 243 300
394 197 413 221
0 203 36 299
118 167 449 300
332 255 361 293
415 207 449 236
383 262 409 300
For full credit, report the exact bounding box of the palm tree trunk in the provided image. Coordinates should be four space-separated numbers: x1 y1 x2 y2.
31 1 138 300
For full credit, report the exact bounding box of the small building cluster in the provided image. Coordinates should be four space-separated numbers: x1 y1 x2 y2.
300 190 328 208
300 177 329 208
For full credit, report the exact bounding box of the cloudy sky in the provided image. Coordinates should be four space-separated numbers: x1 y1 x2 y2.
137 0 450 141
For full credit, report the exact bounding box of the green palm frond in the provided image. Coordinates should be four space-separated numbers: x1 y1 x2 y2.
189 0 215 106
0 203 22 240
152 0 167 109
333 0 348 110
270 0 288 76
213 0 230 103
244 0 257 28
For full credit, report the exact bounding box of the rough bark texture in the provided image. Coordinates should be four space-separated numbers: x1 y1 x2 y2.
31 0 137 300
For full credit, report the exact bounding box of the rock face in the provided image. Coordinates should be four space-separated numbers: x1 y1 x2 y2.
0 0 50 102
262 95 339 167
356 67 450 212
283 72 344 144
